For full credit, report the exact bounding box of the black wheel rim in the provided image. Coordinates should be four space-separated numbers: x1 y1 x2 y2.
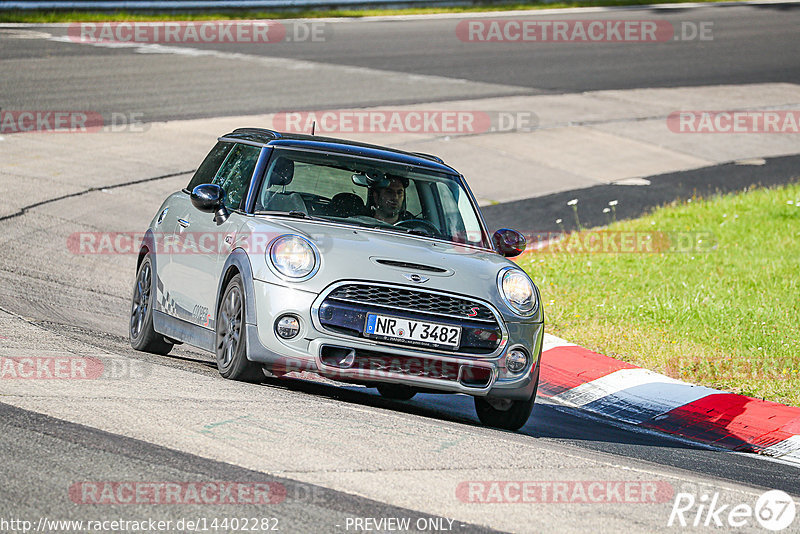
130 261 151 339
217 286 242 368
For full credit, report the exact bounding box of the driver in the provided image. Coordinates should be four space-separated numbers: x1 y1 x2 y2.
369 175 409 224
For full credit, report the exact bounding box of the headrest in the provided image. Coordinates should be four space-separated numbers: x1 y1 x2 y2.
268 157 294 186
329 192 366 217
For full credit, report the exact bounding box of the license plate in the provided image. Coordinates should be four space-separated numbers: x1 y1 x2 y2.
365 314 461 349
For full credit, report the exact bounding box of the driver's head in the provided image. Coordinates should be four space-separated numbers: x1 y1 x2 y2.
370 175 408 223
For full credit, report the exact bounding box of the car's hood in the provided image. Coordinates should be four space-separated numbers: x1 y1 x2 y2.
244 216 523 309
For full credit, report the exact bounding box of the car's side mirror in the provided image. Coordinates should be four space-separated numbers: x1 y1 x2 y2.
493 228 526 257
191 183 229 223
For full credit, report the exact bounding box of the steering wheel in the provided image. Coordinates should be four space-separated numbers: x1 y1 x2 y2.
394 219 441 237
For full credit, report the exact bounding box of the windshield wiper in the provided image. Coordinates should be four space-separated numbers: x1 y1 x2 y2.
358 223 429 237
286 210 313 219
257 210 324 222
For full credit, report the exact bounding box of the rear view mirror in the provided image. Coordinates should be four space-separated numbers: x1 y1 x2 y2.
352 170 389 188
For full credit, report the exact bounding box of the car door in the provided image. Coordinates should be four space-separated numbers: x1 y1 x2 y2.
169 143 263 330
158 141 233 322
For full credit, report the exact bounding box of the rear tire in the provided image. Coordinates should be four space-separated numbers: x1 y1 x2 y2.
215 274 263 382
474 366 539 431
129 254 173 355
376 384 416 400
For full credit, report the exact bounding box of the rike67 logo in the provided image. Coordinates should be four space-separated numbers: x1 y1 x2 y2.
668 490 796 531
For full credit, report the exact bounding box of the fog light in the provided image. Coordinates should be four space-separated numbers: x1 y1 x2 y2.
506 349 528 374
276 315 300 339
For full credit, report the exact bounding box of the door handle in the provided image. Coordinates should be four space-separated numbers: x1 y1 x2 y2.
177 219 190 228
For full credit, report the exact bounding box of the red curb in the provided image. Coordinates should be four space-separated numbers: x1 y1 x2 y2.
540 342 800 462
538 345 637 397
642 394 800 453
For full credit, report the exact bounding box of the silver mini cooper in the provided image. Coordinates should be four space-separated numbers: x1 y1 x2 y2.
130 129 543 430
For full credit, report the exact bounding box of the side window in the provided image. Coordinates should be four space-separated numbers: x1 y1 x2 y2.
213 144 262 210
436 182 467 241
456 189 484 245
405 181 422 216
186 141 233 191
436 181 483 245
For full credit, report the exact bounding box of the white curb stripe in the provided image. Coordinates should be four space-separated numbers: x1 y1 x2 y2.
540 336 800 465
551 368 720 425
761 435 800 461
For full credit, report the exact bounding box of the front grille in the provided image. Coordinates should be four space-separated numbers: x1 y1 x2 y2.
317 283 503 355
326 284 495 322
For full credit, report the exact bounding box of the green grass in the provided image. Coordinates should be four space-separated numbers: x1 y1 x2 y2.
0 0 731 23
519 182 800 407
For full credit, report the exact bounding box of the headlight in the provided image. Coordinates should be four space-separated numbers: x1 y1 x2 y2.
268 235 318 280
498 268 536 316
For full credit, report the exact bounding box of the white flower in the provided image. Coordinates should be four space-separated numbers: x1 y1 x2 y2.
603 208 611 213
608 200 618 206
567 199 578 206
555 219 562 224
788 200 794 205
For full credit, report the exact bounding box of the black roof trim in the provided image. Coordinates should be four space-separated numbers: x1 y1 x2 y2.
411 152 445 164
221 128 455 173
227 128 282 143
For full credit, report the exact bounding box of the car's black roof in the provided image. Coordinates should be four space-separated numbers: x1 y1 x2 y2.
220 128 458 174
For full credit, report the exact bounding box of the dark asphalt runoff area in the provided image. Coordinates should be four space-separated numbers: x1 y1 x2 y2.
1 4 800 121
482 154 800 232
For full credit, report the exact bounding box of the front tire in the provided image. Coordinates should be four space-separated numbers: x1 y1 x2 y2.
129 254 173 355
215 274 263 382
474 366 539 431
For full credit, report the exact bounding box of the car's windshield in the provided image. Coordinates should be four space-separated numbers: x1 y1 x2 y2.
254 148 490 249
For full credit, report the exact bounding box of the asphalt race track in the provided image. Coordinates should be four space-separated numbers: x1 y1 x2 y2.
1 4 799 533
2 4 800 120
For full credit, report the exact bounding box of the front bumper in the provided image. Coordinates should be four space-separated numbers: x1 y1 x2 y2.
246 279 543 400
